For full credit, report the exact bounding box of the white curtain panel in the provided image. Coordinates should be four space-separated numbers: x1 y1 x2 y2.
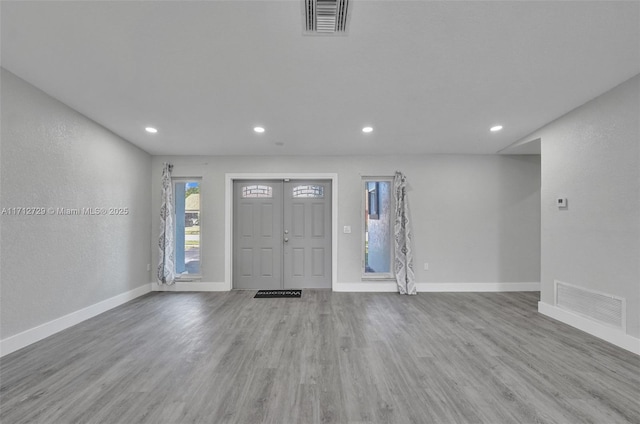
393 171 417 295
158 163 176 285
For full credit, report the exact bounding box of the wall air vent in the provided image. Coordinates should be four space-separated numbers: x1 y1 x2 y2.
304 0 350 34
555 280 626 330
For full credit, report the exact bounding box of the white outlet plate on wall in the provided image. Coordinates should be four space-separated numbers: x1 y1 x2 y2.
557 197 568 208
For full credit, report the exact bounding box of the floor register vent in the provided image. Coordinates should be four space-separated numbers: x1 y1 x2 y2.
555 280 625 330
304 0 350 34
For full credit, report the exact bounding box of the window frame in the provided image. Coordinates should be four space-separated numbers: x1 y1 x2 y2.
172 177 202 281
361 176 395 280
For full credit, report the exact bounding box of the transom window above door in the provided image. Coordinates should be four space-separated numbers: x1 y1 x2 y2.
292 184 324 198
242 184 273 198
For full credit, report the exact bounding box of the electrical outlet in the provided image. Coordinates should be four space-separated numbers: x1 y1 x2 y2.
147 263 151 271
343 226 351 234
557 197 568 208
424 262 429 270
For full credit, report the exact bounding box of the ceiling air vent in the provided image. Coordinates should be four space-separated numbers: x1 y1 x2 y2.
304 0 350 34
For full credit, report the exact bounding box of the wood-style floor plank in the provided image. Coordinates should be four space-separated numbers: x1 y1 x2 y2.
1 291 638 424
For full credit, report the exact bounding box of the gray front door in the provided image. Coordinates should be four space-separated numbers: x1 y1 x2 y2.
233 179 331 289
283 180 331 289
233 181 283 290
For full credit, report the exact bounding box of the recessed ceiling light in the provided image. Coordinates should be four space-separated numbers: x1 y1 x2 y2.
362 126 373 133
490 125 503 132
145 127 158 134
254 126 265 133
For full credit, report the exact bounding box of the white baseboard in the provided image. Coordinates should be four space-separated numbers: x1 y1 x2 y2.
333 281 540 292
333 281 399 292
538 301 639 355
151 281 228 291
0 283 151 357
419 282 540 292
149 281 539 293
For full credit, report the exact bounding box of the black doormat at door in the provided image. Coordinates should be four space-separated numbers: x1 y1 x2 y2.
254 290 302 298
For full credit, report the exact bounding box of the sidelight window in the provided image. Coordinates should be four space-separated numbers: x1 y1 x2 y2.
174 179 201 277
363 178 393 279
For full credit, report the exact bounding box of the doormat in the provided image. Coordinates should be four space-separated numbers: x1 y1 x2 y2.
254 290 302 298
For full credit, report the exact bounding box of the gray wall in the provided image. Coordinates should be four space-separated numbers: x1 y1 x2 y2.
522 74 639 338
0 69 152 339
150 154 541 285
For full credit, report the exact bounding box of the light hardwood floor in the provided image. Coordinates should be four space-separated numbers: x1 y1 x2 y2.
1 291 638 424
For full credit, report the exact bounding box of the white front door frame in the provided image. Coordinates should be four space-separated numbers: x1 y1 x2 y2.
225 173 338 291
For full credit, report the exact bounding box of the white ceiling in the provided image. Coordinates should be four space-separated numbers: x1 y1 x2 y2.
2 1 638 156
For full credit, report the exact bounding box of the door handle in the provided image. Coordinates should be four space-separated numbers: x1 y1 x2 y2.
284 237 289 242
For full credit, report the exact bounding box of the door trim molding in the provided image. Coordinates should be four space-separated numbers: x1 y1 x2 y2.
225 173 338 291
